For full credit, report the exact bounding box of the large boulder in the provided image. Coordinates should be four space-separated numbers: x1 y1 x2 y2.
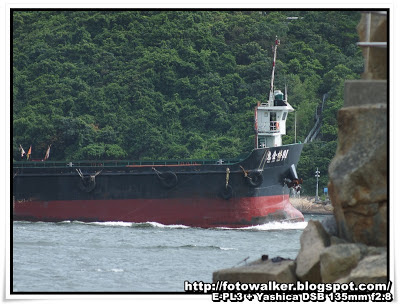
295 220 330 283
328 81 387 247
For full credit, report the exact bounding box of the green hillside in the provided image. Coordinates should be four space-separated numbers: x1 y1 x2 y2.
12 10 363 194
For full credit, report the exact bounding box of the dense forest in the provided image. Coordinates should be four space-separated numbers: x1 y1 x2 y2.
12 10 364 195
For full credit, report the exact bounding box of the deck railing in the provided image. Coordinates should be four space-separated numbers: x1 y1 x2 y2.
13 158 244 168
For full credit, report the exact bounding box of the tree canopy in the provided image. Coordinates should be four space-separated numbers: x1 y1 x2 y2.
12 10 363 194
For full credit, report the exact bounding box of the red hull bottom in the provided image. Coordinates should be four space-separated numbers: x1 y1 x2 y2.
13 195 304 228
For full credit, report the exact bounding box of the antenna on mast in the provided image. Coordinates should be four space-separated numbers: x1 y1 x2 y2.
269 36 280 106
284 83 288 102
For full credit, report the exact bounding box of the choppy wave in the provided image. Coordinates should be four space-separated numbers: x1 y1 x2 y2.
72 220 191 229
141 222 190 229
215 221 308 231
14 220 308 231
85 221 134 227
244 221 308 231
145 244 237 251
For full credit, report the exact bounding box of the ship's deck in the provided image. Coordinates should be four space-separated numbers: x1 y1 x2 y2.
13 157 244 169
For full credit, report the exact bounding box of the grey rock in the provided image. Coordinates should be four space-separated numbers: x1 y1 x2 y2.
213 258 297 283
321 215 338 236
295 220 330 283
335 252 387 284
344 81 387 107
355 243 387 259
320 244 361 283
330 236 348 245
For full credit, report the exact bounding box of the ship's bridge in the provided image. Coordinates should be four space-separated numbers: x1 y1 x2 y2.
255 90 294 148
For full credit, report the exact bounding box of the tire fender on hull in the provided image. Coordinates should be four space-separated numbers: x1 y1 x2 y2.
76 169 101 193
246 170 263 187
220 185 233 200
157 171 178 189
78 177 96 192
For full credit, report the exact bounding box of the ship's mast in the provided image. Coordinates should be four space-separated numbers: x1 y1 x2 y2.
268 36 280 106
254 36 294 149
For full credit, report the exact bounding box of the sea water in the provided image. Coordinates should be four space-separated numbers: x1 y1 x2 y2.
12 214 328 293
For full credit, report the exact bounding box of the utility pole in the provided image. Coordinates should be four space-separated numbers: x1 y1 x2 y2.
295 111 297 143
315 168 320 202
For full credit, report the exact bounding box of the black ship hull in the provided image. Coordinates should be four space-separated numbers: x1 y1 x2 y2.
13 144 304 227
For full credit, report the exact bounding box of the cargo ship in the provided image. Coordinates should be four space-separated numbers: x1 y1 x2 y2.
12 37 304 227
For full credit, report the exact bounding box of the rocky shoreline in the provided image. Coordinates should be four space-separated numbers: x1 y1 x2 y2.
213 218 387 284
290 197 333 215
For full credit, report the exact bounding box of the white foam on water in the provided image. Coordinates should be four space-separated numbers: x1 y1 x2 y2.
242 221 308 231
65 220 307 231
144 221 190 229
88 221 133 227
110 268 124 272
70 220 134 227
216 221 308 231
220 247 238 251
72 220 190 229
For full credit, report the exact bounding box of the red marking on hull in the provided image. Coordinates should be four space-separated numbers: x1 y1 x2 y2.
13 195 304 228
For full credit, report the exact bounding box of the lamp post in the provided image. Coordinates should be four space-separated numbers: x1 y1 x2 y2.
294 111 297 143
315 168 320 202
